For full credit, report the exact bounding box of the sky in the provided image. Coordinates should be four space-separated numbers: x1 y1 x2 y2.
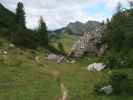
0 0 132 30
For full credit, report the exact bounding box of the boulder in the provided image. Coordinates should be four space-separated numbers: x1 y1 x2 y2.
35 56 40 63
70 25 106 57
87 63 106 71
46 54 66 63
3 51 7 55
70 60 76 64
46 54 59 61
100 85 113 95
57 56 66 63
9 43 15 48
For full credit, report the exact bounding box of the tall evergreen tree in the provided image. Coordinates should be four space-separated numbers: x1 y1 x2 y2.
37 16 48 47
104 2 133 51
16 2 25 28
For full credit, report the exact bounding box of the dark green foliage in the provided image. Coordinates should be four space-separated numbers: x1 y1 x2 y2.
0 3 16 34
57 42 65 55
109 72 128 94
11 27 37 48
0 3 50 49
103 3 133 69
94 72 132 95
16 2 25 28
103 51 133 68
104 54 118 69
94 82 108 95
104 7 133 51
47 44 62 55
37 16 48 47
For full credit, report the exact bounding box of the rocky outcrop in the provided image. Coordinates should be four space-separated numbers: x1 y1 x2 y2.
69 25 106 57
87 63 106 71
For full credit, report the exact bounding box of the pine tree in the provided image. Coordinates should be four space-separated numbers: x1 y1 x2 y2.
16 2 25 28
37 16 48 47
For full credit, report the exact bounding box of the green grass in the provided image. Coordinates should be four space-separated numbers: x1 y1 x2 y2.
0 38 133 100
51 33 78 53
0 60 60 100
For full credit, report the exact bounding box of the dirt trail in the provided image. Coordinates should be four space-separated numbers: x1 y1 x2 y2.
59 82 68 100
41 68 68 100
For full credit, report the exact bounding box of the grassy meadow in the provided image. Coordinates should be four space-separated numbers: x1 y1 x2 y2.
0 38 133 100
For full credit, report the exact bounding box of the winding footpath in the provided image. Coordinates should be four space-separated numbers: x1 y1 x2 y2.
59 82 68 100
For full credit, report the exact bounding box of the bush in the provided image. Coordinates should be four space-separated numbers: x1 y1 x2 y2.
125 50 133 67
109 72 128 94
57 42 65 55
11 27 37 49
103 51 133 69
104 54 118 68
94 82 108 94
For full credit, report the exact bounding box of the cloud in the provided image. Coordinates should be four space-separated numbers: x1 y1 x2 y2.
0 0 131 30
105 0 129 12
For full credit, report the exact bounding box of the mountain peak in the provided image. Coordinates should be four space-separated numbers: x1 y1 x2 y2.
52 20 101 36
66 20 101 35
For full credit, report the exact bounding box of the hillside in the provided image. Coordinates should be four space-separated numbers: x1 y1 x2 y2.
66 21 101 35
0 3 16 33
0 3 47 49
50 33 79 53
0 1 133 100
0 37 133 100
50 21 101 36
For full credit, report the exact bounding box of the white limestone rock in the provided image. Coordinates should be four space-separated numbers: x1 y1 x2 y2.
3 51 7 55
87 63 106 71
46 54 59 61
46 54 66 63
100 85 113 95
70 60 76 64
57 56 66 63
9 43 15 48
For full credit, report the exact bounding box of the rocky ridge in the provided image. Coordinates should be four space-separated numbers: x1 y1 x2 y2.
69 25 106 57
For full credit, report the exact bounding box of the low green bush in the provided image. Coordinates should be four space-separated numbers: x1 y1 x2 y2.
103 50 133 69
94 82 108 94
109 72 128 94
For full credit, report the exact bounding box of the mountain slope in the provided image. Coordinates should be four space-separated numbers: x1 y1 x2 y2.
66 21 85 35
0 3 16 33
51 21 101 36
66 21 101 35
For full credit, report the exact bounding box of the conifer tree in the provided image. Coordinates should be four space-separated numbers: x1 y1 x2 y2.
37 16 48 47
16 2 25 28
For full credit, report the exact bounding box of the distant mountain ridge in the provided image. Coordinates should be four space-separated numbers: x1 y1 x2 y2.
51 21 101 36
0 2 101 38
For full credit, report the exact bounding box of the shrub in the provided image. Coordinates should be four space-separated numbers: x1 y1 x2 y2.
125 50 133 67
103 51 133 69
57 42 65 55
109 72 128 94
104 54 118 68
94 82 108 94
